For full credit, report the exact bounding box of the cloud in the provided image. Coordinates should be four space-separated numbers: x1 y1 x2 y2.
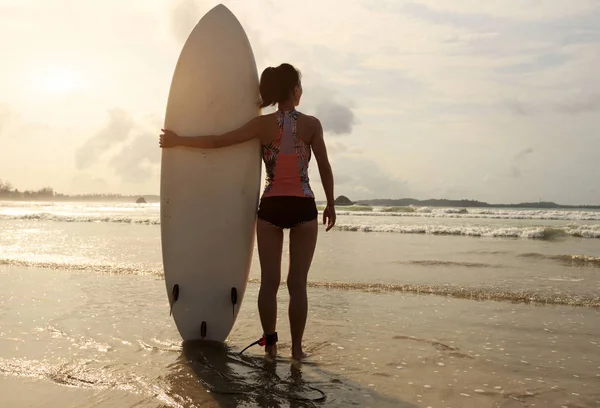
109 132 160 183
0 105 51 140
508 167 522 178
390 0 600 24
169 0 203 43
70 173 109 194
75 109 134 170
515 147 534 160
384 1 600 69
494 52 568 74
316 102 357 135
553 95 600 115
509 147 534 179
505 94 600 117
294 81 359 136
330 155 410 200
74 109 162 184
504 100 535 116
399 2 499 30
0 104 10 135
326 141 349 155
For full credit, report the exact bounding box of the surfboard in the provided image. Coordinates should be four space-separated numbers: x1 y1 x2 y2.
160 4 261 342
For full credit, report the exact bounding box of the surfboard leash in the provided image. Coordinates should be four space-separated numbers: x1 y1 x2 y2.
233 353 327 403
239 332 277 354
192 350 327 404
234 332 326 403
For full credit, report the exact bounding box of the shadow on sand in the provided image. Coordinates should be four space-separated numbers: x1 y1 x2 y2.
161 340 419 408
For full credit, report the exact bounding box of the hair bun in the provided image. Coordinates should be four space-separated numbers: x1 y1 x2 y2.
258 63 301 108
266 66 278 78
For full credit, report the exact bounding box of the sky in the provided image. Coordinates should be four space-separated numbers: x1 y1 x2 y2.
1 0 599 204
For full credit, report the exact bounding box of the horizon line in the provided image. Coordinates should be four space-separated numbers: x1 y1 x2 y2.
1 193 599 208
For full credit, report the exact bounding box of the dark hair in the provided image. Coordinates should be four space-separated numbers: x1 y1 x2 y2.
259 63 301 108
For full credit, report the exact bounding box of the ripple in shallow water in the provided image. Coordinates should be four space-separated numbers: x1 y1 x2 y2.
2 258 598 308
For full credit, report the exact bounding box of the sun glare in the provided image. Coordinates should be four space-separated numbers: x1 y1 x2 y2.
37 67 83 95
46 71 77 93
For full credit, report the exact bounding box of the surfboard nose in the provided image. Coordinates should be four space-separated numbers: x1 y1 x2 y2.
196 3 241 33
207 3 234 18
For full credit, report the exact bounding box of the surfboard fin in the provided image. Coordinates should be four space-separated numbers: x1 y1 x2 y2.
231 287 238 319
201 321 207 339
169 284 180 316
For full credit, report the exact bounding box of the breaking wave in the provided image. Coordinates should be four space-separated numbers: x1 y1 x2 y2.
2 205 600 225
332 206 600 220
0 258 162 276
272 280 599 308
335 223 600 239
518 253 600 267
0 213 160 225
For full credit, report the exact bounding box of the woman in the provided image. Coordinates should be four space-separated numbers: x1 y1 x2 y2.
159 63 336 360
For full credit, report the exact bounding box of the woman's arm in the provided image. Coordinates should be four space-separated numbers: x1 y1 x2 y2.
310 117 337 231
160 117 260 149
310 118 335 206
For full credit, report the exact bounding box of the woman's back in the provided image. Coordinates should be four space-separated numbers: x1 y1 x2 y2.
259 109 315 198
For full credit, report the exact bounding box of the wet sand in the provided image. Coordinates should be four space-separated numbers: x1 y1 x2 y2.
1 265 599 408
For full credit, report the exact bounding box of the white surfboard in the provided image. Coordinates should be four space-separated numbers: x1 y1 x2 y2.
160 4 261 342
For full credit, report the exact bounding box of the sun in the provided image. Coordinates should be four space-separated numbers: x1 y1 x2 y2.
38 66 83 95
46 71 77 94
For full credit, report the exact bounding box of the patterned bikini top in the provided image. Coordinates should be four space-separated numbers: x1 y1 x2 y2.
261 110 314 198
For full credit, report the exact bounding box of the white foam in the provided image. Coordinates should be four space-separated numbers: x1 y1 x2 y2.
336 207 600 221
335 223 600 239
0 212 160 225
0 201 160 225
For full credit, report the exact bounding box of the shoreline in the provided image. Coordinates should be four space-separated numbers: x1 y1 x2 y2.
1 261 598 309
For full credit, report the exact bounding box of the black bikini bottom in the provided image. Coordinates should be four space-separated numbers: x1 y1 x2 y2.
257 196 318 229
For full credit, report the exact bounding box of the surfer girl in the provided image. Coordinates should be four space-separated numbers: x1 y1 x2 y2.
159 63 336 361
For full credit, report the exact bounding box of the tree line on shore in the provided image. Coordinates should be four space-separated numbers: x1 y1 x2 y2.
0 180 157 202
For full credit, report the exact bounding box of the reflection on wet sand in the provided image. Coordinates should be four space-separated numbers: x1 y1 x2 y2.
162 340 418 408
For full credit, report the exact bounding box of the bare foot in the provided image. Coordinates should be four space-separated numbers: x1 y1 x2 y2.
291 350 308 361
265 344 277 359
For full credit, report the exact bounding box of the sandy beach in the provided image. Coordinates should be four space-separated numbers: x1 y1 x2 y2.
1 264 599 408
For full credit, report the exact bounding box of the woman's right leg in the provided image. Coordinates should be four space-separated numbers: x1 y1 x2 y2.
256 218 284 357
287 219 318 360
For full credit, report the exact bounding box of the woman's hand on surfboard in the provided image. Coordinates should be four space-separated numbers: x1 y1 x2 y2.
159 129 180 148
159 119 259 149
323 205 336 232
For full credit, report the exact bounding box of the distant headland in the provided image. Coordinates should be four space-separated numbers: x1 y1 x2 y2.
1 181 598 209
327 195 600 210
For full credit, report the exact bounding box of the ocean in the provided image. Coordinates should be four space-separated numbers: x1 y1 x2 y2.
1 200 599 407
